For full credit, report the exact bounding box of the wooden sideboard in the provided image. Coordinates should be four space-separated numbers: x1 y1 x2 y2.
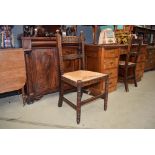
22 37 59 103
85 44 120 94
145 46 155 71
22 37 80 103
85 44 147 95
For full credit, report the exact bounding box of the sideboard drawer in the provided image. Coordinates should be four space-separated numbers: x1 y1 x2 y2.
138 54 146 62
136 63 145 71
104 58 118 69
104 49 119 58
104 68 118 78
108 77 118 88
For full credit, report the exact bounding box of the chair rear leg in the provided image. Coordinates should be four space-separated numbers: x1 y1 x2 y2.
133 67 137 87
124 72 129 92
58 81 64 107
21 87 26 106
104 76 109 111
77 83 82 124
80 89 83 100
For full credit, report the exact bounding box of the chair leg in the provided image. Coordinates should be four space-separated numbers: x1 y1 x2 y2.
58 81 64 107
77 82 82 124
80 89 83 100
21 87 26 106
124 71 129 92
133 67 137 87
104 76 109 111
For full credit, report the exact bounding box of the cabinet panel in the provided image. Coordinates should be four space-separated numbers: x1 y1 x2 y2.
109 77 118 89
85 44 120 94
145 46 155 71
104 68 118 78
137 54 146 62
22 37 59 103
103 58 119 69
104 49 119 58
32 48 59 96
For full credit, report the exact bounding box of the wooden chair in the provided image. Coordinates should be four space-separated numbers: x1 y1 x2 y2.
118 36 142 92
56 30 109 124
0 48 26 105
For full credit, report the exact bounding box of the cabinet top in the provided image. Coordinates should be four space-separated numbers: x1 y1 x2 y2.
0 48 23 52
85 43 147 48
21 37 56 41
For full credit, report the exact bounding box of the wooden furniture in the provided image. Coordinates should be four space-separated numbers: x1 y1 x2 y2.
22 35 85 103
118 37 142 92
85 43 147 94
92 25 98 44
22 37 59 103
23 25 61 37
85 44 120 95
132 25 155 44
56 31 109 124
0 48 26 104
120 44 147 82
145 46 155 71
132 26 155 71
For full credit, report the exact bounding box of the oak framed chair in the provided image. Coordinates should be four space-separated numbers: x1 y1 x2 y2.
118 36 142 92
56 30 109 124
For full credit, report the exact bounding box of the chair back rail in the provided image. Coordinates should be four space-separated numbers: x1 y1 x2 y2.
56 30 85 75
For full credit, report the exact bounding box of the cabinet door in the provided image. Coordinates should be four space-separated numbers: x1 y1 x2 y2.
32 48 59 96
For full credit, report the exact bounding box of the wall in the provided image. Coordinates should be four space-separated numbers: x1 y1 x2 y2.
7 25 101 47
11 25 96 47
12 25 23 48
77 25 100 44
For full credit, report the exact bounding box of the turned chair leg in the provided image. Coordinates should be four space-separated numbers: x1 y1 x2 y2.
104 77 109 111
58 81 64 107
77 83 82 124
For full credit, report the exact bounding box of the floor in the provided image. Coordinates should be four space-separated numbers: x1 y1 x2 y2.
0 71 155 129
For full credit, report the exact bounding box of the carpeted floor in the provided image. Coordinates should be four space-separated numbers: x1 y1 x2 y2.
0 71 155 128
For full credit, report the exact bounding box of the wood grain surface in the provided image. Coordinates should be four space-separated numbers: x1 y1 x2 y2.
0 48 26 93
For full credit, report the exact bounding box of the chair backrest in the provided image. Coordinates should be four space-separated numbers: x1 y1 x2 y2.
56 30 85 75
125 35 142 67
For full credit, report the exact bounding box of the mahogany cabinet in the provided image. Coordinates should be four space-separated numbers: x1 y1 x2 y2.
85 44 120 94
145 46 155 71
22 37 59 103
135 44 147 81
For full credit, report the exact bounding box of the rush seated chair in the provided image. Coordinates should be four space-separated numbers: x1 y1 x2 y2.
56 30 109 124
118 36 142 92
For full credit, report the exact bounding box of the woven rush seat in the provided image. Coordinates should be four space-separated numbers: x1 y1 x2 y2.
62 70 106 82
119 61 136 66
